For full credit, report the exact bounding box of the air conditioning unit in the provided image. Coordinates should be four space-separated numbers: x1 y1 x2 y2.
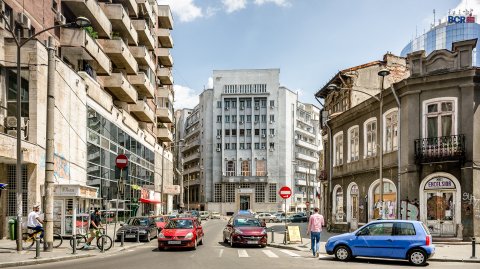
270 105 274 109
7 129 27 140
269 148 274 152
216 148 221 152
261 146 266 150
261 134 266 138
240 106 244 110
225 107 229 111
54 13 66 24
270 134 275 137
17 12 31 29
240 121 244 125
216 135 221 139
6 116 27 129
255 106 259 110
270 121 274 124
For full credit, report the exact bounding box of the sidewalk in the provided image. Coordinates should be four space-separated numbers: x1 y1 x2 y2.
0 223 147 268
265 224 480 263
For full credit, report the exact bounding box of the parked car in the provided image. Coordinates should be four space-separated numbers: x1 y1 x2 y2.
158 217 204 250
211 212 221 219
256 213 278 223
274 213 288 223
199 211 210 220
289 213 308 223
116 217 158 242
325 220 435 266
223 215 267 248
153 215 170 231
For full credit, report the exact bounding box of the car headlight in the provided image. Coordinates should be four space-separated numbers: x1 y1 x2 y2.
158 233 165 239
185 232 193 239
234 228 243 235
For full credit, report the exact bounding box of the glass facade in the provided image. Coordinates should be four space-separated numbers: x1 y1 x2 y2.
401 22 480 66
86 106 155 213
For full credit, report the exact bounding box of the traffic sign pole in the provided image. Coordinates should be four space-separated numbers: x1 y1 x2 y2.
278 186 292 245
114 154 128 248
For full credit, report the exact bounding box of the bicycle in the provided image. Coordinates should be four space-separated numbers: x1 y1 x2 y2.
22 229 63 250
70 227 113 251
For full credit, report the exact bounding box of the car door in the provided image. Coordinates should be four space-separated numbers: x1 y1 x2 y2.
350 222 395 258
390 222 416 259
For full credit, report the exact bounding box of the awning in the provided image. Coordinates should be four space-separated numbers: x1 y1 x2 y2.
139 198 162 204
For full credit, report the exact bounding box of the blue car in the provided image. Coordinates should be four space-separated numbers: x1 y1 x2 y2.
325 220 435 266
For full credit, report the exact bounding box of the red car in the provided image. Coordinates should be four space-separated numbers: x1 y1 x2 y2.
223 215 267 248
158 217 204 250
153 215 170 231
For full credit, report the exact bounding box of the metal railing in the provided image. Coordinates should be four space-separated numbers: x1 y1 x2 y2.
414 134 465 164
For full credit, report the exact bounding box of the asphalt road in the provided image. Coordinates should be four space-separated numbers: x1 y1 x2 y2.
19 219 480 269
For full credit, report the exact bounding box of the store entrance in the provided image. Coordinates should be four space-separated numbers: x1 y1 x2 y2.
240 195 250 211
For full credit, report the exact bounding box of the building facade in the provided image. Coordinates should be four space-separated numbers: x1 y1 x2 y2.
0 0 175 238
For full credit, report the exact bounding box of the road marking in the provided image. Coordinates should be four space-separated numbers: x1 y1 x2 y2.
238 249 249 258
219 249 224 258
262 250 279 258
279 249 301 257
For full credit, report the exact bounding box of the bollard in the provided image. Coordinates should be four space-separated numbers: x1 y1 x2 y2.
120 231 125 247
136 229 140 243
100 236 105 253
471 237 477 259
72 235 77 255
35 237 41 259
270 228 275 243
283 229 288 245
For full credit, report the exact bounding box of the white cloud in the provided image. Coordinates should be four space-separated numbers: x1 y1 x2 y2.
254 0 291 7
207 77 213 89
452 0 480 15
173 85 200 109
222 0 247 13
157 0 203 22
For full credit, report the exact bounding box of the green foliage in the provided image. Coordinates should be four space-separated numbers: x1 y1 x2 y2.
84 26 98 39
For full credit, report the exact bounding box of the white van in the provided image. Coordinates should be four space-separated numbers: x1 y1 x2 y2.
199 211 210 220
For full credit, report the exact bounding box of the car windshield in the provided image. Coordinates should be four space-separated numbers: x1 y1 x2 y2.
234 218 261 227
165 219 194 229
126 218 149 226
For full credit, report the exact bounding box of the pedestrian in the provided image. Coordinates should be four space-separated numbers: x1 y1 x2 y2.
85 209 103 249
306 208 324 257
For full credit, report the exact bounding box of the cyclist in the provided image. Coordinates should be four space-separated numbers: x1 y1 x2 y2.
85 209 102 249
27 205 44 238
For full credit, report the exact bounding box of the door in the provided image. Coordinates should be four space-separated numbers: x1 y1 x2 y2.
240 195 250 211
351 195 359 230
391 222 417 259
425 191 455 236
350 222 395 257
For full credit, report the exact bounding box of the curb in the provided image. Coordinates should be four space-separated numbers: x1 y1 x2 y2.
429 258 480 263
267 243 308 252
0 254 94 268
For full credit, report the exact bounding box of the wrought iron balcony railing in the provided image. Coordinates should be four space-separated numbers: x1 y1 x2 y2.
414 134 465 164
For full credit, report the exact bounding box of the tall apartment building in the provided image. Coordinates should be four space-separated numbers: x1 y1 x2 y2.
178 69 321 214
0 0 175 238
174 108 192 209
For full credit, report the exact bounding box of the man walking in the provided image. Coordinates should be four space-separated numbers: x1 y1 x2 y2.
306 208 324 257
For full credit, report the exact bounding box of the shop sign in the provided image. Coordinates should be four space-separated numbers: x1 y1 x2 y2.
54 186 78 196
425 177 456 190
448 15 475 24
163 185 180 194
79 186 98 199
238 188 254 194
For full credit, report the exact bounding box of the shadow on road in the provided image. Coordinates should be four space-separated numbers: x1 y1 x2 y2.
322 257 428 267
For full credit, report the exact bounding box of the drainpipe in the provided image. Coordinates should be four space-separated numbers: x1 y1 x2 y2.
390 85 401 219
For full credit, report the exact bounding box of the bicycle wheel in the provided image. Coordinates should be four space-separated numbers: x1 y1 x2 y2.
52 233 63 248
96 235 113 251
70 234 87 250
22 232 35 250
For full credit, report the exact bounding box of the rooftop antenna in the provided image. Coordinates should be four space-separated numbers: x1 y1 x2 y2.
433 9 436 26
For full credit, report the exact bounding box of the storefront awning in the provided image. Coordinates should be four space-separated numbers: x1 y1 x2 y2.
139 198 162 204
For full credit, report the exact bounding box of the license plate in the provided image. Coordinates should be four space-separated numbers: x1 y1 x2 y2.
247 241 258 244
125 234 136 238
168 241 181 245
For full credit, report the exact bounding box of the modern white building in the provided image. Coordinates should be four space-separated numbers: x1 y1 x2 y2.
179 69 321 215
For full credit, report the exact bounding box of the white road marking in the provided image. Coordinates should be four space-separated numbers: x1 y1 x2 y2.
279 249 301 257
219 249 224 258
238 249 249 258
262 250 279 258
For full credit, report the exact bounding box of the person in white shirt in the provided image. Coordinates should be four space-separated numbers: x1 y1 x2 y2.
27 205 44 238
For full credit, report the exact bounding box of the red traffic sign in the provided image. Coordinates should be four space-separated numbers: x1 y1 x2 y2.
278 186 292 199
115 154 128 169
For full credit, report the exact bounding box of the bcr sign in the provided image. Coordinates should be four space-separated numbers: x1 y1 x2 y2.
448 15 475 24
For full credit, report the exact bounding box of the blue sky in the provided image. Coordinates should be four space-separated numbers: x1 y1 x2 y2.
157 0 470 109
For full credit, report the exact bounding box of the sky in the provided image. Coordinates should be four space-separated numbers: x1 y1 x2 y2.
157 0 475 110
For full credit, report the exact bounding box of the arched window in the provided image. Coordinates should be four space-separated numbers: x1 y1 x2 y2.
373 181 397 219
241 160 250 176
332 185 344 223
384 109 398 153
226 161 235 176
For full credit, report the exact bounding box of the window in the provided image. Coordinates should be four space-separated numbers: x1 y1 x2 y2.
232 129 237 136
261 99 267 107
348 126 359 162
241 160 250 176
217 129 221 136
254 115 259 122
393 222 416 236
254 129 260 135
254 143 260 149
261 143 266 149
6 69 29 117
225 115 230 123
232 115 237 122
359 223 394 236
240 115 245 122
217 101 222 108
246 129 251 136
246 100 252 108
240 143 245 149
270 115 275 122
255 184 265 203
255 100 260 107
270 129 275 135
261 115 267 122
270 100 275 107
333 132 343 166
216 143 221 150
226 161 235 176
225 129 230 136
384 109 398 152
214 183 222 202
256 160 266 176
232 100 237 108
333 186 344 222
231 143 237 150
240 129 245 136
225 183 235 202
424 99 456 138
224 100 230 108
240 101 245 108
217 115 222 122
364 118 377 158
247 115 252 122
269 142 275 149
246 143 251 149
225 143 230 150
269 184 277 203
261 129 266 136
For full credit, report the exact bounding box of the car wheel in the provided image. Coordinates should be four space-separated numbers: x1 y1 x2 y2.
334 245 352 261
269 219 274 223
408 249 427 266
230 236 235 248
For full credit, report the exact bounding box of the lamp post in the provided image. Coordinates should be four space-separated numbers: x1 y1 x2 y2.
0 10 90 251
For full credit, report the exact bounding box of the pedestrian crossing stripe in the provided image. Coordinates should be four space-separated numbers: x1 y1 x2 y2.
219 248 305 258
238 249 249 258
279 249 301 257
262 250 279 258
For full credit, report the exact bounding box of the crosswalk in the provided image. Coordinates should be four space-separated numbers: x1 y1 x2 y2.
210 248 321 259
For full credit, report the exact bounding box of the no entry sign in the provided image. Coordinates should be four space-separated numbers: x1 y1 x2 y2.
278 186 292 199
115 154 128 169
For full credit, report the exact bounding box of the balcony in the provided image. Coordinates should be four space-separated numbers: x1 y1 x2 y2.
295 126 316 138
62 0 112 38
157 86 174 103
155 48 173 67
156 107 173 123
98 73 137 103
156 67 173 85
136 0 155 26
127 72 154 98
156 127 173 142
144 130 156 146
414 135 465 164
295 166 317 177
122 110 139 133
97 39 138 74
60 28 111 75
183 152 200 164
157 5 173 29
295 139 319 151
129 100 155 123
155 28 173 48
113 0 138 17
129 46 155 72
295 152 318 163
78 71 113 112
132 20 155 50
100 3 138 45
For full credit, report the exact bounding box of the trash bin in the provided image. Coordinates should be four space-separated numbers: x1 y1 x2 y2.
8 219 16 240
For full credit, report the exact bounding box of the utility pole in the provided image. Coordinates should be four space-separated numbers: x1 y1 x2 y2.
44 36 56 251
15 27 22 252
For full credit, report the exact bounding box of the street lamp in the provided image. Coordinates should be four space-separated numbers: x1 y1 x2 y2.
0 11 90 251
